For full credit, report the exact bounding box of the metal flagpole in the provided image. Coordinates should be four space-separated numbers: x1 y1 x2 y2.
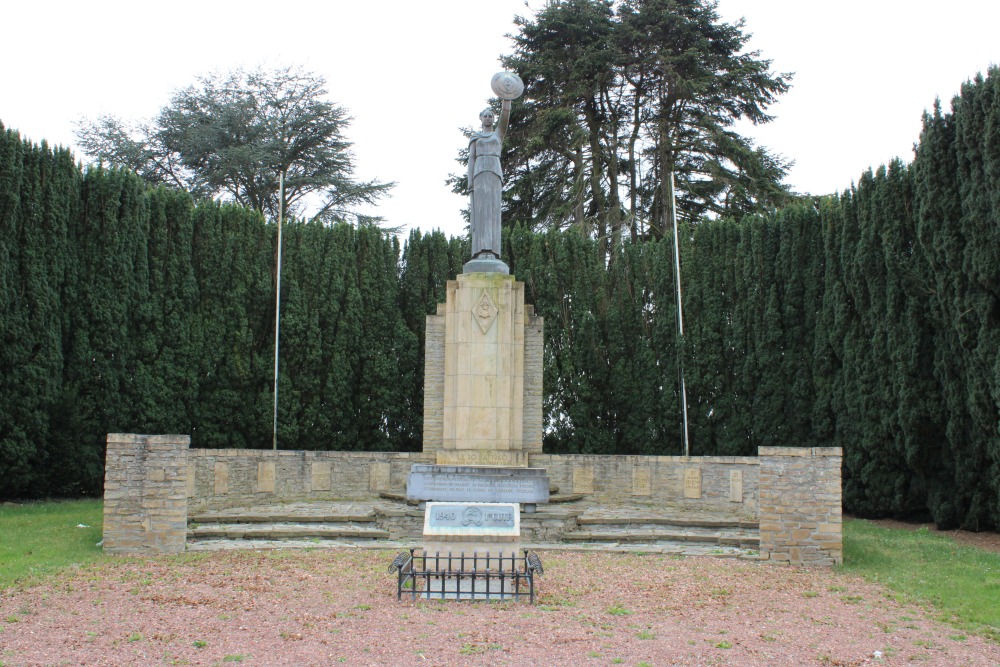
670 171 691 457
272 171 285 450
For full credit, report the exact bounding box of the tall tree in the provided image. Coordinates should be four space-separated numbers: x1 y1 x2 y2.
76 65 392 225
493 0 792 250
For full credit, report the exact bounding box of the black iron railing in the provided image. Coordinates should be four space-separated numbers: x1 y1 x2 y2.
388 548 543 603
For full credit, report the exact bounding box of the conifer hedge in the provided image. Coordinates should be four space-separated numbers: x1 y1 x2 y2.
1 69 997 529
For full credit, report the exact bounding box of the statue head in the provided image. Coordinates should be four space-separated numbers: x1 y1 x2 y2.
479 107 495 130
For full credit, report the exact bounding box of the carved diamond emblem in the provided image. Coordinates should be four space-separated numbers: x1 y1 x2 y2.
473 290 498 334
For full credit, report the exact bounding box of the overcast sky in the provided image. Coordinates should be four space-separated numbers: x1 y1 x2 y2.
3 1 998 239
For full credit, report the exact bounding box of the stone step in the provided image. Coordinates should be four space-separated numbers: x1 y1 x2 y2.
188 523 390 540
576 515 757 529
190 512 375 524
562 529 759 548
548 493 585 504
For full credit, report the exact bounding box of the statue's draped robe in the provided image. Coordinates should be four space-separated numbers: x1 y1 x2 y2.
469 130 503 258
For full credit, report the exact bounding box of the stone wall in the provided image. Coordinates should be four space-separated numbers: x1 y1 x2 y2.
187 449 759 516
102 433 189 554
187 449 435 513
533 454 760 517
104 436 844 566
758 447 843 566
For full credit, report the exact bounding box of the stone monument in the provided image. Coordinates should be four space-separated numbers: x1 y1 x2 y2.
407 72 549 512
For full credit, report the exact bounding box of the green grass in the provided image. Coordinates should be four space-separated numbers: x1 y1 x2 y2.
0 499 104 589
842 518 1000 641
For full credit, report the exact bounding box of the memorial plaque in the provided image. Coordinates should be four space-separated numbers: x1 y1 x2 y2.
369 462 391 492
573 465 595 494
214 462 228 495
425 502 518 531
187 461 197 498
684 467 702 499
729 469 743 503
311 462 332 492
423 502 520 543
257 461 275 493
406 465 549 505
632 466 652 496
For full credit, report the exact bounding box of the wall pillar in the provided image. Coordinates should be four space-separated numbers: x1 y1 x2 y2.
758 447 842 566
102 433 189 554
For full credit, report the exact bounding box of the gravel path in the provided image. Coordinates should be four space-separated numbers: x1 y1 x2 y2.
1 548 997 666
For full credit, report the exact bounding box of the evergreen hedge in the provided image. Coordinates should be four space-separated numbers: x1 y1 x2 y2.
0 69 997 529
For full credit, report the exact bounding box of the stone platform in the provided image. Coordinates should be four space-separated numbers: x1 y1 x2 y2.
186 500 760 558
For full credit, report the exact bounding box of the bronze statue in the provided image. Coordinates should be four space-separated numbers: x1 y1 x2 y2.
467 72 523 267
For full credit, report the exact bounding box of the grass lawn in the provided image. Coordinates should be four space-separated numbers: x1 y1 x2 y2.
0 499 104 589
842 518 1000 641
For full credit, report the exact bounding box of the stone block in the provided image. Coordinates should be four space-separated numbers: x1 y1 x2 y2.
311 462 332 491
214 463 229 495
729 469 743 502
632 466 652 496
683 467 702 499
369 461 391 492
573 465 595 494
257 461 275 493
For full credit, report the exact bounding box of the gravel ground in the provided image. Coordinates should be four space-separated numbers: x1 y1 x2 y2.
1 548 997 667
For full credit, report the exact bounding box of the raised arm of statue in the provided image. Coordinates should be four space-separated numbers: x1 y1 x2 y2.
497 98 512 143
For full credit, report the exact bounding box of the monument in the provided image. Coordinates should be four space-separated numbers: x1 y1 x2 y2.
406 72 547 542
407 71 549 514
401 77 550 597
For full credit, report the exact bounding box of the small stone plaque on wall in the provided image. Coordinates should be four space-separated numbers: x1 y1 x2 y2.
311 462 332 491
683 468 702 499
573 465 595 494
214 462 229 495
632 466 652 496
257 461 275 493
729 470 743 502
187 462 196 498
369 461 391 492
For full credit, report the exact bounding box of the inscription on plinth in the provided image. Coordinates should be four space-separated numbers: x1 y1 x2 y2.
437 450 528 467
407 465 549 505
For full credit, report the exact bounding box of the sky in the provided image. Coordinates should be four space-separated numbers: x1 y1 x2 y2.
2 0 998 240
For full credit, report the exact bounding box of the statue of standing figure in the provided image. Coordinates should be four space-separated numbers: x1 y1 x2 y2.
467 72 524 268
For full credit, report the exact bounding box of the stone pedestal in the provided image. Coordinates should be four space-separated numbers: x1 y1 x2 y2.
413 271 548 517
422 273 543 460
420 501 522 600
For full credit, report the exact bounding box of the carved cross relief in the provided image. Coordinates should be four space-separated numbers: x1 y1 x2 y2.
473 290 498 334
